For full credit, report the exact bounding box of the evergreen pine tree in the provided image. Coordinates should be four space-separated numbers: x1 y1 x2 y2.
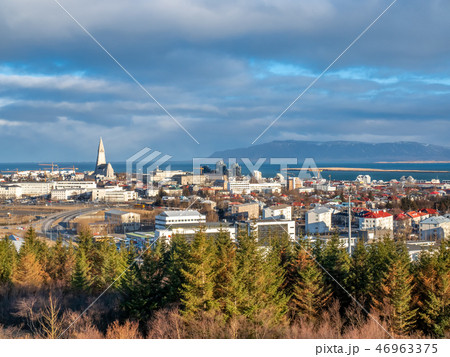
165 234 190 303
0 236 18 284
181 230 217 319
91 238 128 291
347 239 372 307
233 232 289 325
367 236 399 295
71 249 91 292
213 229 242 318
289 245 331 322
372 258 416 336
46 235 74 286
415 241 450 337
21 227 47 264
319 233 351 305
122 239 168 321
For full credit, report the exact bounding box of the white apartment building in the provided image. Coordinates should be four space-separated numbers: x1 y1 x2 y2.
420 216 450 240
305 206 333 234
149 169 187 182
359 211 393 231
155 210 206 230
263 204 292 220
91 187 137 202
1 181 97 199
227 179 282 194
53 181 96 190
250 182 282 193
227 179 250 194
10 182 53 196
51 189 85 201
0 185 22 199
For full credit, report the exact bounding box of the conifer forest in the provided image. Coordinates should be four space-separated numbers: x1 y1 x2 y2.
0 227 449 339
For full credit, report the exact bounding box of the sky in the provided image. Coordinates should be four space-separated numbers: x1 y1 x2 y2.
1 0 450 162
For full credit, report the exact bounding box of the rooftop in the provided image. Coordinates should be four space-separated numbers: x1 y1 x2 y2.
363 211 392 219
105 209 129 216
268 204 291 210
159 210 204 218
420 216 450 225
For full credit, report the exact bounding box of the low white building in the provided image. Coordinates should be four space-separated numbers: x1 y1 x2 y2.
155 210 206 230
247 219 296 241
305 206 333 234
314 184 336 192
105 209 141 233
155 223 236 242
262 204 292 221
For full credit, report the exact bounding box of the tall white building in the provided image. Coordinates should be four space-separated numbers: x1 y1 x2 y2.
305 206 333 234
252 170 262 181
356 175 372 185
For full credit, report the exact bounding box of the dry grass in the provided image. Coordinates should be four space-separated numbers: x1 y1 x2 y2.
106 320 142 339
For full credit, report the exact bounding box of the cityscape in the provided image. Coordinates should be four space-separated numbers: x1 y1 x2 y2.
1 137 449 341
0 0 449 352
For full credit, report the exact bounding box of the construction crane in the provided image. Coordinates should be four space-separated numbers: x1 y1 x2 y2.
59 166 79 172
1 169 19 175
38 163 59 174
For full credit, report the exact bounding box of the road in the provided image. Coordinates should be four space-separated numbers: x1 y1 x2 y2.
35 206 107 241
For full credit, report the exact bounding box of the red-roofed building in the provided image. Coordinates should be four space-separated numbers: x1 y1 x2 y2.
419 208 438 216
407 211 429 227
394 213 412 230
359 210 393 231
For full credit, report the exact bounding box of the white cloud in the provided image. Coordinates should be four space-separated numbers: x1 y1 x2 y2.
0 119 23 127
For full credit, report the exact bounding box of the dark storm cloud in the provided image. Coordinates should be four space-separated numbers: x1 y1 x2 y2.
0 0 449 161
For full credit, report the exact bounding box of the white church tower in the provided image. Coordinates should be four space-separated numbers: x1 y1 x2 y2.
94 137 115 180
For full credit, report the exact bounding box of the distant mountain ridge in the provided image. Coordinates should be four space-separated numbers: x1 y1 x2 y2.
210 141 450 163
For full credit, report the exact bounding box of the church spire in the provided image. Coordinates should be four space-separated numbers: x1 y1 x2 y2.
95 137 107 173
